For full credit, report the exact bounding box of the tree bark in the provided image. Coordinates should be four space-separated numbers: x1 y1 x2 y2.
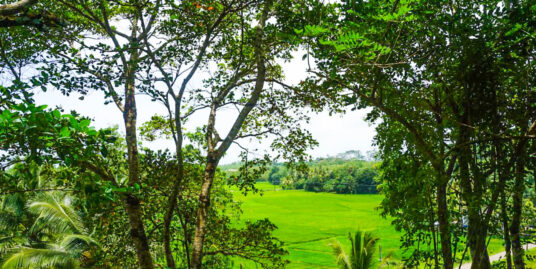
510 157 525 269
163 104 186 269
429 194 440 268
163 157 183 269
436 179 453 269
501 191 513 269
190 161 217 269
123 49 154 269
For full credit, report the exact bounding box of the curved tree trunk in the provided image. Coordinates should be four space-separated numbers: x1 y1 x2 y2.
189 1 272 267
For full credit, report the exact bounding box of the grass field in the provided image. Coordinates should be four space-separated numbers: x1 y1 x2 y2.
230 182 505 268
231 182 403 268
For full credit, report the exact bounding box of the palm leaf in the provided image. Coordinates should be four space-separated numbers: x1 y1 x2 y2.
60 234 100 252
1 247 79 269
332 229 379 269
329 239 351 269
29 195 84 235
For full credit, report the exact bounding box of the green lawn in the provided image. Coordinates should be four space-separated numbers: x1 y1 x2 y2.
231 183 403 268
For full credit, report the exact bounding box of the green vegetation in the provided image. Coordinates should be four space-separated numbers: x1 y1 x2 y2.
1 0 535 268
492 248 536 268
231 183 400 268
1 190 99 269
231 183 507 268
329 229 379 269
224 155 380 194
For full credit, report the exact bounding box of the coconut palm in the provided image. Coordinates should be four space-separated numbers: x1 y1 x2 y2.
0 193 99 269
330 229 379 269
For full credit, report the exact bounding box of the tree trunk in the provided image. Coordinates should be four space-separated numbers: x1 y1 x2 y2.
429 194 440 268
190 161 217 269
163 159 183 269
123 194 154 269
0 0 37 16
469 232 491 269
164 108 186 269
123 53 154 268
436 180 453 269
189 1 272 266
510 157 525 269
501 191 513 269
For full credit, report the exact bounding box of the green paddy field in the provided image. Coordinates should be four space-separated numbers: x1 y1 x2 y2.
231 183 401 268
230 182 504 269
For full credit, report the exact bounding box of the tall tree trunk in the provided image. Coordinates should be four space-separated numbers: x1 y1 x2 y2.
191 161 217 269
122 46 153 268
163 157 183 269
189 0 272 267
510 157 526 269
124 90 154 269
429 194 440 269
469 232 491 269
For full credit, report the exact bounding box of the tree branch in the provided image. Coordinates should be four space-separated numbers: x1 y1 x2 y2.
0 0 37 16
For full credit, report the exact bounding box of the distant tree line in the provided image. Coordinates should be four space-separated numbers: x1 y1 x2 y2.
261 157 380 194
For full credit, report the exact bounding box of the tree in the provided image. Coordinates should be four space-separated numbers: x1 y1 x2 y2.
330 229 379 269
0 166 99 269
0 0 62 28
37 1 172 267
0 0 37 16
2 0 310 267
297 0 536 268
134 0 316 267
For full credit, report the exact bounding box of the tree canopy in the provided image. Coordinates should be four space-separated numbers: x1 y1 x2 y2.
1 0 535 268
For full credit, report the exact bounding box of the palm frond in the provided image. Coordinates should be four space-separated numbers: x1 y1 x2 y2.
29 195 84 235
332 229 379 269
1 247 79 269
329 239 351 269
0 194 26 230
60 234 101 252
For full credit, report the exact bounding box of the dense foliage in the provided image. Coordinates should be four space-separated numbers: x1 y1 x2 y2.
297 0 536 268
253 156 380 194
1 0 536 269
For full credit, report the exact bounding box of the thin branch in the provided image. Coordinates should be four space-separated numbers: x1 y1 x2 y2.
55 52 125 112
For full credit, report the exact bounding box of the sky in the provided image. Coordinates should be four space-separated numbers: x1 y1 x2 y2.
34 91 376 164
25 17 377 164
33 50 377 164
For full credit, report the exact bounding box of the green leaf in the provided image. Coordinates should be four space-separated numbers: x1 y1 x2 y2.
505 23 522 37
80 119 91 128
52 110 61 119
59 127 71 138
